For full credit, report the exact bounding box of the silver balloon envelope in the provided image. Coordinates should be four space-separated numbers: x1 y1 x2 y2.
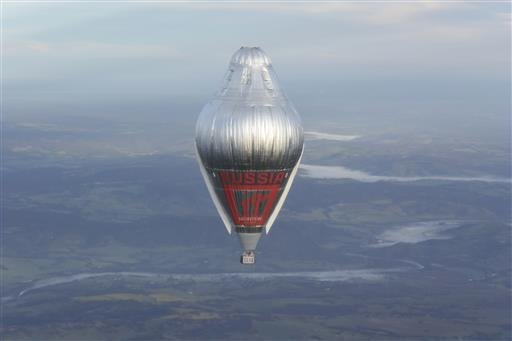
195 47 304 257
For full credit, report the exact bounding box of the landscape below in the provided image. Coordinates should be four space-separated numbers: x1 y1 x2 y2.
1 117 510 340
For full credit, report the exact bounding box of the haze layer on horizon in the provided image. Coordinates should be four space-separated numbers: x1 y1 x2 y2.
4 3 511 140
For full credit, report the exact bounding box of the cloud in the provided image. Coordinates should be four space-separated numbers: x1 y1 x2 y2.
154 2 504 26
5 40 50 55
5 40 182 59
278 2 449 24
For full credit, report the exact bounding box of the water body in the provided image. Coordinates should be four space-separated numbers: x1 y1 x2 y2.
304 131 361 142
9 267 422 299
369 221 463 248
300 164 511 184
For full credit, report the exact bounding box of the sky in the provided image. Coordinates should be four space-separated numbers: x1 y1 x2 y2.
3 2 511 137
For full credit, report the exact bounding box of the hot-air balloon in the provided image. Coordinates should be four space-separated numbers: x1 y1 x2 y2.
195 47 304 264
